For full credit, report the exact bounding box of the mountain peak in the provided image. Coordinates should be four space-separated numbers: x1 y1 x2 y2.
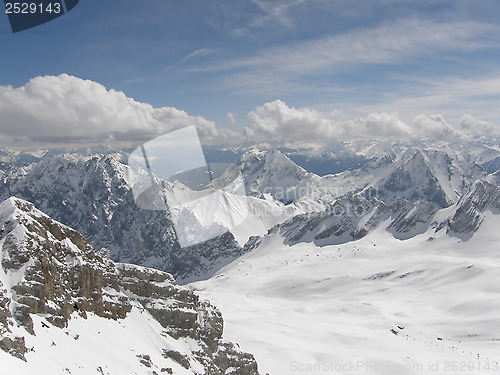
373 147 483 207
211 148 311 203
0 196 34 216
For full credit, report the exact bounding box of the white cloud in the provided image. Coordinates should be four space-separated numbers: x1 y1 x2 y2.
0 75 494 148
247 100 346 140
412 114 465 140
0 74 238 145
245 100 476 143
458 114 497 135
361 112 413 138
226 112 237 125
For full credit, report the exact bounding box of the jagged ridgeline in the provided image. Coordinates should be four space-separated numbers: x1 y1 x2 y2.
0 143 498 284
0 153 249 283
0 197 259 374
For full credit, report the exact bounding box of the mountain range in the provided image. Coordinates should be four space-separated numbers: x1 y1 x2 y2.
0 139 498 282
0 137 498 373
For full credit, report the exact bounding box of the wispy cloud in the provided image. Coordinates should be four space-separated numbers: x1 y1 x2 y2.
177 48 217 64
164 48 218 71
353 72 500 123
233 0 309 35
197 18 500 94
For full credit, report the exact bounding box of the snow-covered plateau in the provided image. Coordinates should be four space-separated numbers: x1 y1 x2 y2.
192 212 500 375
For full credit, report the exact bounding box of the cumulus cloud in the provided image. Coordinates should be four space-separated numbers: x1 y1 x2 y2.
245 100 475 143
458 114 498 135
247 100 342 140
412 114 466 140
0 74 239 145
360 113 413 138
226 112 237 125
0 75 494 148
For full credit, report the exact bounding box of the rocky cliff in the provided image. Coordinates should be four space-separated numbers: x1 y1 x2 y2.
0 197 259 374
0 155 248 283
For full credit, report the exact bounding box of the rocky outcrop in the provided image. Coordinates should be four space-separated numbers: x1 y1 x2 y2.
0 155 248 282
274 194 439 246
370 148 483 208
443 179 500 238
210 149 313 203
0 197 259 374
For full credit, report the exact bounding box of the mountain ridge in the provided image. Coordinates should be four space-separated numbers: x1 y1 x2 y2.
0 196 259 374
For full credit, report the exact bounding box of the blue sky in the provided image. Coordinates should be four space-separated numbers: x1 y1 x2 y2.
0 0 499 145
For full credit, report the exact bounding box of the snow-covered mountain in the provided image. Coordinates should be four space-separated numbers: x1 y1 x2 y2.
286 146 487 212
441 177 500 239
371 148 484 206
263 197 437 246
210 149 315 203
250 172 498 248
0 137 497 375
0 141 496 285
0 154 177 265
190 171 500 375
0 154 261 282
281 144 367 176
0 197 259 374
184 140 499 374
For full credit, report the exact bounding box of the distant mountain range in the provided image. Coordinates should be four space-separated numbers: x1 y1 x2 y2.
0 138 498 284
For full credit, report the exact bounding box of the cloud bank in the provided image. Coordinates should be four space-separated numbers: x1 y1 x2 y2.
245 100 497 143
0 74 239 145
0 75 496 147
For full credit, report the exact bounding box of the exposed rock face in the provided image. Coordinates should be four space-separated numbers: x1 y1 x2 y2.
0 155 246 282
0 197 259 374
210 149 313 203
172 232 245 283
366 148 484 208
444 179 500 238
273 195 440 246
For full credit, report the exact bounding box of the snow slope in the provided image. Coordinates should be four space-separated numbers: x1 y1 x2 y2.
1 308 214 375
191 212 500 374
